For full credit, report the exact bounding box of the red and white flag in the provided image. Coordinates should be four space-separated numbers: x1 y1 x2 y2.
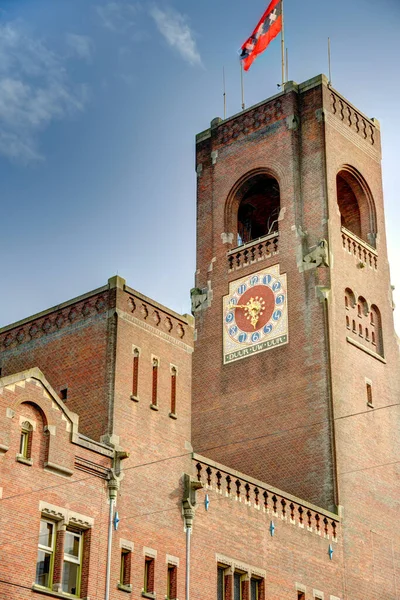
240 0 283 71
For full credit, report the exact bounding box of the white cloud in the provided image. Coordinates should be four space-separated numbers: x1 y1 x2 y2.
150 6 202 67
66 33 94 63
0 22 88 164
96 1 142 33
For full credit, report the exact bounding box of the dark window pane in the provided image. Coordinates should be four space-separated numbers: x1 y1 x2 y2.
234 573 241 600
36 550 51 587
217 567 224 600
251 579 259 600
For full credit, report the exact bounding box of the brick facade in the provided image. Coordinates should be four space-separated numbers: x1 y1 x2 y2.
0 74 399 600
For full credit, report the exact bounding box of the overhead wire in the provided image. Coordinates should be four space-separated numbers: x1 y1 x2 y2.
1 401 399 503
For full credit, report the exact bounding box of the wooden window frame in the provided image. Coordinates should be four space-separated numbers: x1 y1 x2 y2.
62 528 83 596
35 519 56 590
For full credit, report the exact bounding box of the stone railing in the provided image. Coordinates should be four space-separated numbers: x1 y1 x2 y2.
329 91 376 147
194 454 339 540
341 227 377 269
227 232 279 272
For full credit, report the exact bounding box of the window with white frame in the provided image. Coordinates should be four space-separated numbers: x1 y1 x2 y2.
36 519 56 589
62 529 83 596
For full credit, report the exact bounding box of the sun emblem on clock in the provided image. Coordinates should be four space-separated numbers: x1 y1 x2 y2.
223 266 288 364
230 295 266 329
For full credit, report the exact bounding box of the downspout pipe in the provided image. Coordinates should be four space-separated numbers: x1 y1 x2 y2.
185 524 192 600
182 474 203 600
105 479 119 600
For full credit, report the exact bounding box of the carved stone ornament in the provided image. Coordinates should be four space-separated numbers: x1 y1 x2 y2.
302 239 329 271
190 288 209 314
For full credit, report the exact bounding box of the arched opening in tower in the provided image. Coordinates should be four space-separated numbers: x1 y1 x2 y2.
237 175 280 246
336 169 376 247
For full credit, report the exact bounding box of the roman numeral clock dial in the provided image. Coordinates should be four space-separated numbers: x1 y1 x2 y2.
223 265 288 364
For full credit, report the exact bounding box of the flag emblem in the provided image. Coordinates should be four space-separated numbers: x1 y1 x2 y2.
240 0 283 71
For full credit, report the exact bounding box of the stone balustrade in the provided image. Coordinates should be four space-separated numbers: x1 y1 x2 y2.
227 232 279 272
194 455 339 540
341 227 377 269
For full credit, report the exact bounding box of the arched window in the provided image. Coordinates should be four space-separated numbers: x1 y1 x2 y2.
235 174 281 246
336 167 377 247
370 305 383 356
345 288 356 309
16 403 48 467
19 421 33 460
358 296 368 317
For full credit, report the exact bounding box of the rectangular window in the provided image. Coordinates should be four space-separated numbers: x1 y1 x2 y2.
298 592 305 600
35 519 55 589
144 556 155 594
234 573 242 600
132 349 139 399
151 360 158 407
366 383 373 407
120 549 132 587
170 367 177 415
167 564 177 600
251 579 260 600
62 529 83 596
20 430 30 457
217 567 225 600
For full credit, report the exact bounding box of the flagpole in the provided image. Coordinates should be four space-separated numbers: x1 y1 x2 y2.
285 47 289 82
328 37 332 84
240 61 245 110
281 0 285 86
223 66 227 119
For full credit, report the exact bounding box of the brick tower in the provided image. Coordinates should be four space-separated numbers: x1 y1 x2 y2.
191 74 400 529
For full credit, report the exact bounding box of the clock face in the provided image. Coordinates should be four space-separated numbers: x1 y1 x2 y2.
223 266 288 364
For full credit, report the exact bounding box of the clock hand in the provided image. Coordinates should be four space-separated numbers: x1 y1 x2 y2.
229 297 265 329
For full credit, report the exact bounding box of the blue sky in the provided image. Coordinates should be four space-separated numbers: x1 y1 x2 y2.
1 0 399 330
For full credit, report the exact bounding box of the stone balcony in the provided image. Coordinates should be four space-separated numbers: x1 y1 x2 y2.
227 232 279 272
341 227 377 269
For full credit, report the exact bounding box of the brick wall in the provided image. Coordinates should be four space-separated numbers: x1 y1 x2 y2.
192 76 336 511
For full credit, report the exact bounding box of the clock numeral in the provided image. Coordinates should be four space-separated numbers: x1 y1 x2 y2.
272 281 281 292
250 276 259 286
230 297 238 305
272 310 282 321
225 312 234 324
251 332 260 343
263 324 273 334
237 284 247 295
276 294 285 305
262 275 272 285
238 333 247 343
229 325 238 337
